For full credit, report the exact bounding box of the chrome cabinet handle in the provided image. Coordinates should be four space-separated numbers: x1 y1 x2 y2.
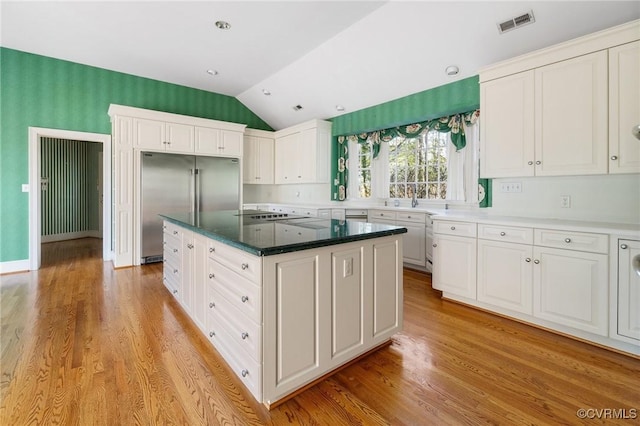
432 244 437 248
187 243 194 249
241 295 249 303
500 232 506 236
208 273 214 279
209 331 215 337
450 226 456 230
564 238 571 243
241 332 249 340
173 248 178 253
525 258 531 263
173 230 178 235
611 155 618 160
209 302 215 308
241 263 249 270
621 244 628 249
535 161 541 165
241 369 249 377
533 259 540 264
173 269 178 274
527 161 533 165
173 289 178 294
209 247 215 253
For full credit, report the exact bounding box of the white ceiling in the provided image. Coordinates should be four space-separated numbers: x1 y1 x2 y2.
2 1 639 130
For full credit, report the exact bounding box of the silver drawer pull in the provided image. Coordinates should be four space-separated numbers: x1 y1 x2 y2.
209 331 215 337
241 369 249 377
533 259 540 264
209 302 215 308
407 216 411 219
621 244 628 249
209 247 215 253
241 295 249 303
611 155 618 160
528 161 533 165
187 243 194 249
173 230 178 235
173 248 178 253
450 226 456 230
209 273 215 279
241 263 249 270
564 238 571 243
173 269 178 274
432 244 437 248
173 289 178 295
241 332 249 340
525 258 531 263
535 161 541 165
500 232 506 236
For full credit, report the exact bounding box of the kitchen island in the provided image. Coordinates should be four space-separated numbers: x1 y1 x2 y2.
159 210 407 408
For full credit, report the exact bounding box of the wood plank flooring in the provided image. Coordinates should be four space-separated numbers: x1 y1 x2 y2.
1 238 638 425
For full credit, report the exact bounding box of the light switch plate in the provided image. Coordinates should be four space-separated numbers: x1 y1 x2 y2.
21 184 29 192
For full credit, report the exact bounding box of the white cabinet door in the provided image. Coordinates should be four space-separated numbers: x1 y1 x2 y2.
533 246 608 336
477 240 533 314
480 70 535 178
298 128 318 183
397 221 426 267
264 254 326 402
134 118 165 150
432 234 477 299
244 136 274 184
165 122 195 152
274 133 298 183
220 130 243 157
609 41 640 174
371 238 402 342
134 119 194 152
617 240 640 341
534 51 608 176
194 126 220 155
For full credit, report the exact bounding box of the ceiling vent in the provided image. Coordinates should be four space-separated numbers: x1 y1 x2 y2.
497 11 535 34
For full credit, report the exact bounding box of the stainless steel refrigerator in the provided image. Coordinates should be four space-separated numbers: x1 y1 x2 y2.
141 152 240 263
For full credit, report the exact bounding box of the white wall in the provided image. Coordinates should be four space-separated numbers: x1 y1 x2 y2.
488 174 640 224
244 183 332 205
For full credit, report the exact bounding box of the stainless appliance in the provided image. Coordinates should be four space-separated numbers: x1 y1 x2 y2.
141 152 240 263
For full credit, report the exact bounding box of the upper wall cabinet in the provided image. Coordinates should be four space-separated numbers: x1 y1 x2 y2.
135 119 195 152
195 127 243 157
244 129 275 184
274 119 332 184
609 40 640 174
480 20 640 178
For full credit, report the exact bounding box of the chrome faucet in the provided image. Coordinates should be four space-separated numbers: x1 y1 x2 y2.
411 184 418 208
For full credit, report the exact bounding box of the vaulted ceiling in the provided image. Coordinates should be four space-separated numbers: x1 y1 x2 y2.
2 1 638 130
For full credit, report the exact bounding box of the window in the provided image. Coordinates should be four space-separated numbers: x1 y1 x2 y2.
388 131 449 200
355 141 373 198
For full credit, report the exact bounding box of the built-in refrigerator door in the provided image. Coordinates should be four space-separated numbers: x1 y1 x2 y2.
141 152 194 262
196 156 240 211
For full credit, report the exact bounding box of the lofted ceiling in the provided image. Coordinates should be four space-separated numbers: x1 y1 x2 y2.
1 1 639 130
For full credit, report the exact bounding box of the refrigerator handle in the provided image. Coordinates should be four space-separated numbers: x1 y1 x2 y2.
194 168 201 212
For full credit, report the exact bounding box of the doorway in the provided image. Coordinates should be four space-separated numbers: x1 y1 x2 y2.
28 127 111 270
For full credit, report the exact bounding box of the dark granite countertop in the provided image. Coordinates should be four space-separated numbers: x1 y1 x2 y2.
160 210 407 256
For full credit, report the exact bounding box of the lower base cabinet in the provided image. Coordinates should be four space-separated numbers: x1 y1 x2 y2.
616 239 640 342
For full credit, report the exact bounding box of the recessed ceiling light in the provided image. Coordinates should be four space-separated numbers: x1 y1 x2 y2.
215 20 231 30
262 89 271 96
335 105 345 112
445 65 459 76
206 69 218 76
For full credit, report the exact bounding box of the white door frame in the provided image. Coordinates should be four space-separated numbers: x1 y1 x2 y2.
29 127 112 270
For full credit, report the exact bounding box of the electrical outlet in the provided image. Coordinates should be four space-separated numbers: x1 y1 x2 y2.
21 184 29 193
560 195 571 208
499 182 522 193
343 257 353 277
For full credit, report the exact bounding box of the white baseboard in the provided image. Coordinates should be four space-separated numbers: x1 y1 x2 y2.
0 259 30 274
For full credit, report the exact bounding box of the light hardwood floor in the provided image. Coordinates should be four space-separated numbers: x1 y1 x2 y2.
1 238 638 425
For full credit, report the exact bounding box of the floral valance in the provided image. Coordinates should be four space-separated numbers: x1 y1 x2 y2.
338 109 479 158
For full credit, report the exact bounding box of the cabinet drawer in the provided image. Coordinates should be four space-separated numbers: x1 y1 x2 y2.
534 229 608 254
369 210 396 220
163 256 181 285
208 258 262 324
163 221 182 239
209 288 261 362
433 220 477 237
478 224 533 244
345 209 368 217
207 240 262 284
397 212 426 223
206 312 262 400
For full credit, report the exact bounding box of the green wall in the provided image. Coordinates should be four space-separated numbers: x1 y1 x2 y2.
0 47 271 262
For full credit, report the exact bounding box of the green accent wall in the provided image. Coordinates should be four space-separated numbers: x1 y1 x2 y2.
0 47 271 262
330 75 479 136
